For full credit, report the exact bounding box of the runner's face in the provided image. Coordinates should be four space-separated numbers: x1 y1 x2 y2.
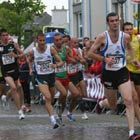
71 39 79 48
123 25 133 36
0 32 9 44
54 35 63 48
85 40 91 49
63 37 70 46
107 16 119 31
37 36 46 47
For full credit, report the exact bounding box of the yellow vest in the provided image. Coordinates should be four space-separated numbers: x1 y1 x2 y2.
126 34 140 73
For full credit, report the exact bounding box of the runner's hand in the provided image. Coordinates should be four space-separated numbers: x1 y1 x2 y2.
29 69 33 76
50 64 57 68
132 60 140 68
104 57 116 65
9 52 18 58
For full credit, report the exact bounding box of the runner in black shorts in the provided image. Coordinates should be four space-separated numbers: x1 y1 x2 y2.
102 67 129 89
0 28 25 120
88 12 140 140
123 22 140 128
28 32 63 129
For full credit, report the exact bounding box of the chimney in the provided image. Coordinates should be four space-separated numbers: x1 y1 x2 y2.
54 6 56 10
62 6 64 9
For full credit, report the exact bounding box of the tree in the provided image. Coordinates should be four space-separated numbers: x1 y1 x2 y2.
0 0 46 45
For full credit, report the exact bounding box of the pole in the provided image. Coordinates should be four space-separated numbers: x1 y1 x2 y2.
120 4 124 30
138 4 140 34
117 0 127 30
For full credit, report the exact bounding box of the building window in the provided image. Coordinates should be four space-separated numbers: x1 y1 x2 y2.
73 0 82 4
78 13 83 38
112 2 119 13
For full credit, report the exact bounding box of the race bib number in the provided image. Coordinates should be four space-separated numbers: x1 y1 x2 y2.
67 64 78 74
37 60 53 73
2 54 15 65
106 56 123 71
55 62 66 73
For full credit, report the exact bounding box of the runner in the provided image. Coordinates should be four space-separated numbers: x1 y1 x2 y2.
87 12 140 140
53 33 80 123
28 32 63 129
71 37 89 120
0 28 25 120
19 55 31 112
67 37 87 120
123 21 140 123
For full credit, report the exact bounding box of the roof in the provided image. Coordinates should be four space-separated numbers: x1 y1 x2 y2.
24 12 52 31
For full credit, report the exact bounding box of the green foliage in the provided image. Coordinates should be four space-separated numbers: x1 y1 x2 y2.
0 0 46 45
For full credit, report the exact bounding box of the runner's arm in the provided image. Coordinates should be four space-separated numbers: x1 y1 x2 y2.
87 34 115 64
51 47 64 68
27 50 34 75
66 47 77 64
125 33 140 66
13 42 24 58
87 34 105 61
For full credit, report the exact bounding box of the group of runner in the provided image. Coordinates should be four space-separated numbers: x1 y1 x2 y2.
0 28 90 129
0 12 140 139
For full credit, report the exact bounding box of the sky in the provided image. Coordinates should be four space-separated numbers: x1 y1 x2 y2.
42 0 68 15
0 0 68 15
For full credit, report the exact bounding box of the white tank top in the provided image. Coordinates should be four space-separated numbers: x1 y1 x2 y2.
101 31 126 71
33 45 54 75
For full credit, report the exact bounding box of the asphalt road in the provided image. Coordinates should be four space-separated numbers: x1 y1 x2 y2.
0 100 139 140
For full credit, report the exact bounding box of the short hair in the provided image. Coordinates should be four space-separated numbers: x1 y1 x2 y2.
122 22 133 31
37 31 45 37
106 12 119 22
0 28 7 36
63 34 71 41
54 32 62 38
83 37 89 40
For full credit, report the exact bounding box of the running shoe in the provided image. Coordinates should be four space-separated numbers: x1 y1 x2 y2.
129 133 140 140
1 95 7 107
56 117 65 126
81 113 88 120
51 118 60 129
67 114 76 122
53 123 59 129
18 110 25 120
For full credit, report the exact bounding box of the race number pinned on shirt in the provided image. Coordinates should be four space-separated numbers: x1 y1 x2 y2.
105 55 124 71
2 54 15 65
67 63 78 74
36 60 53 74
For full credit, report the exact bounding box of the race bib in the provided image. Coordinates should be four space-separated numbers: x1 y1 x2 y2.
106 56 123 71
2 54 15 65
67 64 78 74
36 60 53 73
